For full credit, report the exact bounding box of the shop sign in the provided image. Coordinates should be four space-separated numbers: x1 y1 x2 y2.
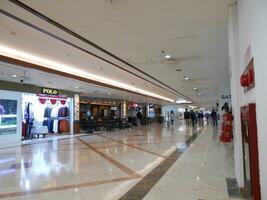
221 94 231 100
41 88 59 95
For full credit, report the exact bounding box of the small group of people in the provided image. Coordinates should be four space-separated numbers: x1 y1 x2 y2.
183 108 219 127
168 108 219 128
183 109 202 128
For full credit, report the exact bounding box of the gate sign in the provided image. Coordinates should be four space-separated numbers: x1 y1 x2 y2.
42 88 59 95
221 94 231 100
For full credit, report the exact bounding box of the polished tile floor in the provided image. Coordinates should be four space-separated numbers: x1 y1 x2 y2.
0 121 239 200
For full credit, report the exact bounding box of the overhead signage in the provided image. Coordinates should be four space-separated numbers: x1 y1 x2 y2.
221 94 231 100
41 88 59 95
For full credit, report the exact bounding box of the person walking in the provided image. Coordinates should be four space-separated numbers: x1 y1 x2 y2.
205 112 210 125
170 110 175 125
190 110 196 128
184 108 190 127
211 109 218 126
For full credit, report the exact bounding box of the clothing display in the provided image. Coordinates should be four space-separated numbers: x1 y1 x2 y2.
22 94 72 139
53 119 58 133
59 119 69 133
44 107 52 118
58 107 69 117
47 119 54 133
51 107 58 118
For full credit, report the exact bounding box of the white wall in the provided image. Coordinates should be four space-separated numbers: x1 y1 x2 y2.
0 90 22 147
228 3 244 187
252 1 267 198
228 0 267 197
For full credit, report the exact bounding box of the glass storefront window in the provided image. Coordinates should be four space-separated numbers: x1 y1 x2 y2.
0 99 17 135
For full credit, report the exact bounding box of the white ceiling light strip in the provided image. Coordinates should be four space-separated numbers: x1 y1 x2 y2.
0 44 174 102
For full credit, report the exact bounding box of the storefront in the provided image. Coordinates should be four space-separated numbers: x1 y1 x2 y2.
79 97 121 131
0 80 75 146
22 93 73 139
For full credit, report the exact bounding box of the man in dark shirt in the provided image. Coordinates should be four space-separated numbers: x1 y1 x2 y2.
211 109 218 126
184 108 190 127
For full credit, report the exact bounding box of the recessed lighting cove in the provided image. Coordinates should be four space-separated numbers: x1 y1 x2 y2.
0 44 174 102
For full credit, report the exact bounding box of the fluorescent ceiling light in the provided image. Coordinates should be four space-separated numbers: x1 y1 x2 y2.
184 77 189 80
176 100 192 104
12 74 17 78
165 54 171 59
189 105 196 109
0 44 174 102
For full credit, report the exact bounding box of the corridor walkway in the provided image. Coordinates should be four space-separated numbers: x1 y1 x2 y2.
0 121 237 200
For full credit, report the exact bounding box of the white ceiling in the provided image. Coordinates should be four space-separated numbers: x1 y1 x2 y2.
0 0 230 107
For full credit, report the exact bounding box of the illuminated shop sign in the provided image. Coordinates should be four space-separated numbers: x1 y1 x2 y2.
41 88 59 95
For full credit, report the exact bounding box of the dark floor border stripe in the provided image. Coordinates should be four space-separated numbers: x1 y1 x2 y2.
118 126 205 200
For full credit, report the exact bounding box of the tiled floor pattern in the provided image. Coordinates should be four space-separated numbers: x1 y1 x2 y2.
118 126 204 200
0 122 241 200
143 127 245 200
0 122 189 199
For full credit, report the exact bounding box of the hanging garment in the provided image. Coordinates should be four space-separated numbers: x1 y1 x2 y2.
58 107 64 117
51 106 58 118
58 106 69 117
64 107 69 117
59 119 69 133
48 119 54 133
26 103 34 138
44 107 52 118
22 122 27 138
53 119 58 133
43 120 48 126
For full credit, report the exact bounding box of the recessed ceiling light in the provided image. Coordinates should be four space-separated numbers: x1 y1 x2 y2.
12 74 17 78
198 93 202 96
74 86 79 89
193 87 197 90
107 93 111 96
165 54 171 59
184 77 189 80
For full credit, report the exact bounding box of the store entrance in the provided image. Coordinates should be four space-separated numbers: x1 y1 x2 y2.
22 93 72 140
